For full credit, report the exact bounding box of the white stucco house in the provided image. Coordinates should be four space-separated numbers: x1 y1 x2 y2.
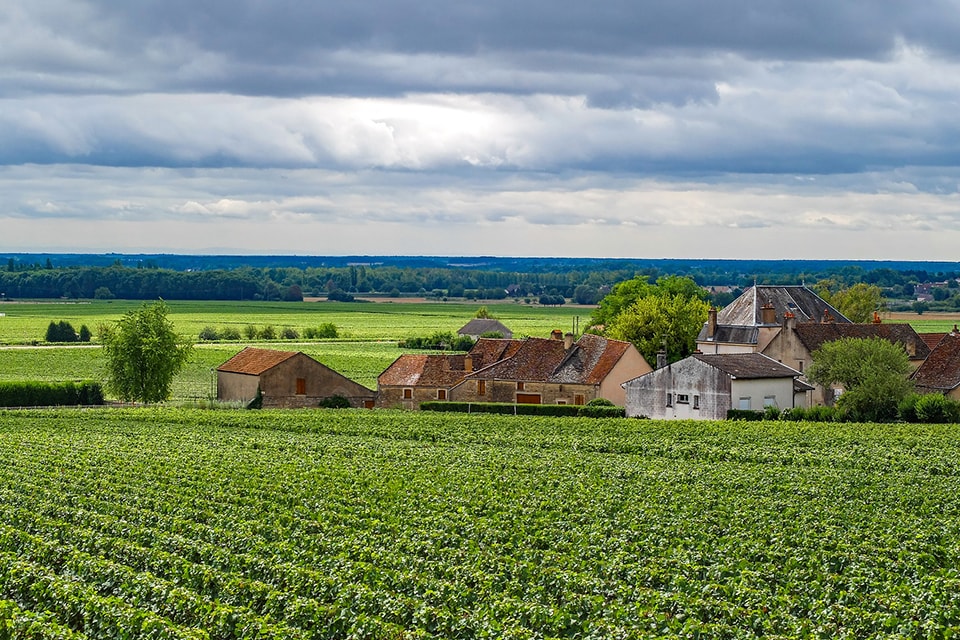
622 352 808 420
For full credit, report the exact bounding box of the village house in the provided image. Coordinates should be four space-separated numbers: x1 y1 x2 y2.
377 331 651 408
697 284 852 355
217 347 375 408
453 331 651 407
622 352 807 420
911 330 960 400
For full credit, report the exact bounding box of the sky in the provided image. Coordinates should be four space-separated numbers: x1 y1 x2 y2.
3 1 960 260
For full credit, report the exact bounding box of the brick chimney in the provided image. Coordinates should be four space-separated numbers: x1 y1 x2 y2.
464 355 473 373
760 303 776 325
551 329 563 340
707 307 717 339
872 311 881 324
564 332 575 350
783 311 796 331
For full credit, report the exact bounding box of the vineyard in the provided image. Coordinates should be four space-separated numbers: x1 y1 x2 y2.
2 408 959 638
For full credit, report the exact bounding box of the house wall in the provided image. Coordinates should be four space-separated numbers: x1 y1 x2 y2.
377 385 447 409
218 371 260 405
257 353 375 408
729 378 795 412
598 345 652 406
696 341 756 355
623 359 733 420
451 378 597 405
762 329 834 406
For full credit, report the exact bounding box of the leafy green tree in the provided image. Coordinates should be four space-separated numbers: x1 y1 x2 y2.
474 306 494 319
78 324 92 342
99 300 193 403
828 283 885 322
607 294 710 366
806 337 913 422
590 275 707 328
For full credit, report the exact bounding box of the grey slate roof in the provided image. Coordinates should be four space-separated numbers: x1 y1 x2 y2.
717 285 850 326
692 353 801 379
458 318 513 338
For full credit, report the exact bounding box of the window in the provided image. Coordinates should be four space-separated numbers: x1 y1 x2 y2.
574 394 585 406
296 378 306 395
666 393 672 407
403 388 413 399
763 395 777 408
478 380 486 396
798 360 804 372
693 395 700 409
677 394 689 404
437 389 447 400
556 399 567 405
739 397 751 410
517 381 525 391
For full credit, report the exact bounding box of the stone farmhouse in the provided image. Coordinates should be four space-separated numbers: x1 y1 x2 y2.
623 353 809 420
696 284 928 407
378 331 651 409
218 347 376 408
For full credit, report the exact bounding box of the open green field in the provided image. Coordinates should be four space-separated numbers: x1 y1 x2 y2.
1 409 959 638
0 299 588 401
0 300 587 345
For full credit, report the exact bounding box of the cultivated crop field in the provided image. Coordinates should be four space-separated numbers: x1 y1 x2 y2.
2 409 959 638
0 300 586 345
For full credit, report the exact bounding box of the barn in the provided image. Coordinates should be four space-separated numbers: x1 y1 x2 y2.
217 347 375 408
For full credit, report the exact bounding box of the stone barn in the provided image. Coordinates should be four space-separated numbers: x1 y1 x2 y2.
217 347 375 408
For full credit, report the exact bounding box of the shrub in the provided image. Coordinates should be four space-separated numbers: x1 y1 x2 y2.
914 393 960 423
45 320 78 343
78 324 92 342
199 326 220 341
898 393 921 423
281 326 299 340
220 327 241 341
578 404 626 418
258 325 277 340
243 325 259 340
319 394 352 409
0 381 104 407
727 409 764 421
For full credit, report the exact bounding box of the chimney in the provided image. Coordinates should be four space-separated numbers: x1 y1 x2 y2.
760 303 776 325
872 311 881 324
550 329 563 340
464 355 473 373
564 332 575 350
822 309 834 324
707 307 718 339
783 311 796 331
656 350 667 369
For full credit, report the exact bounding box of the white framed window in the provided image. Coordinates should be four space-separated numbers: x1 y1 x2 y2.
677 394 689 404
739 397 751 410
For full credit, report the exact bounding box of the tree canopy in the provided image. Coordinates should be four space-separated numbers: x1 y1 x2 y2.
99 300 193 403
806 336 913 422
814 282 884 323
592 275 710 366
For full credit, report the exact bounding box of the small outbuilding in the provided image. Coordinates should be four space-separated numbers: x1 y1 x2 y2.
458 318 513 340
217 347 375 408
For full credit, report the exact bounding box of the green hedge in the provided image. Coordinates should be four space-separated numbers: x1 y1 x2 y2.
420 401 625 418
0 381 104 407
726 409 765 421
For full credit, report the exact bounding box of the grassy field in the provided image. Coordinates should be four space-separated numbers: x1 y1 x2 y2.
1 409 959 638
0 299 588 345
0 299 588 401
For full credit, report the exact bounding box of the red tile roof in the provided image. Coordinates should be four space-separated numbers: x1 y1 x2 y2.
911 333 960 391
217 347 298 375
469 334 633 385
378 354 471 387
